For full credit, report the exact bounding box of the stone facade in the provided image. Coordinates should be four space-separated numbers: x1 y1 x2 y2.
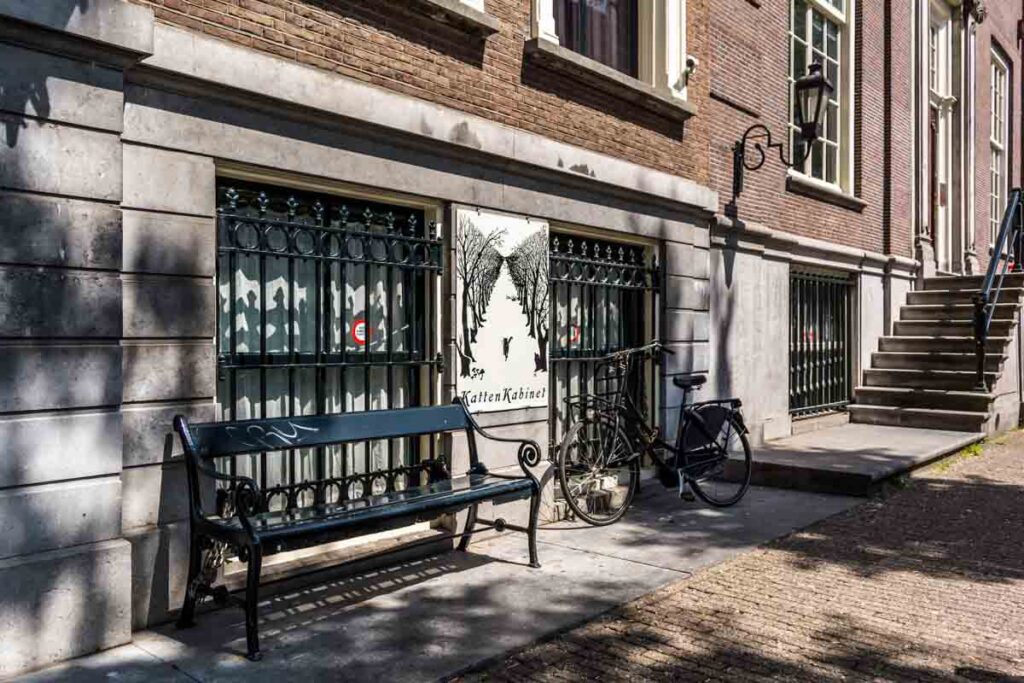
0 0 1022 675
0 0 716 674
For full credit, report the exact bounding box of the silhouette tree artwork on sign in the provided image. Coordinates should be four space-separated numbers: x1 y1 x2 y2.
455 208 549 412
455 214 505 378
505 230 550 373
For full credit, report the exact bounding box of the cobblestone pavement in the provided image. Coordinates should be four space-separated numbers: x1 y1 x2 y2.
461 432 1024 682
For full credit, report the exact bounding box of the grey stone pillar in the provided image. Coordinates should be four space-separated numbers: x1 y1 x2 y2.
0 0 153 675
120 144 216 630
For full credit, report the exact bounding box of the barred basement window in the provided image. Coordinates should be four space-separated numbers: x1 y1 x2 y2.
789 270 852 417
548 232 660 443
215 181 443 511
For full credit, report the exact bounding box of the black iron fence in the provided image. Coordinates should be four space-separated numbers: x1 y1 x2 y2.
548 233 660 446
215 182 443 511
789 270 853 417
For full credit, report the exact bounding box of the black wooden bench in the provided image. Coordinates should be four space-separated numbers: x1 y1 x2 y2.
173 399 542 661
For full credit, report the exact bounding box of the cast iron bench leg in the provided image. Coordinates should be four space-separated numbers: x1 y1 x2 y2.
245 544 263 661
527 488 541 569
457 503 478 551
176 531 202 629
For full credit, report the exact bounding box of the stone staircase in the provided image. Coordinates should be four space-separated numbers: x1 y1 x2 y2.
848 273 1024 433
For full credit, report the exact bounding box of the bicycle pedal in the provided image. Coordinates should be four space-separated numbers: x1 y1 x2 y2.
676 470 696 502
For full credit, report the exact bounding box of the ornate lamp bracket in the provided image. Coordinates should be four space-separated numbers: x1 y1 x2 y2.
732 125 813 197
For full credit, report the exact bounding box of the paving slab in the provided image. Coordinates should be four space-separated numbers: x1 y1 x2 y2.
741 423 983 496
17 485 858 683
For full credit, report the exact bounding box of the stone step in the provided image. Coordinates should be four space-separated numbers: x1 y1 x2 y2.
900 303 1018 321
922 273 1024 291
863 368 995 390
907 288 1024 305
878 336 1011 353
732 424 983 497
848 405 988 432
870 351 1005 372
893 319 1015 337
853 386 994 412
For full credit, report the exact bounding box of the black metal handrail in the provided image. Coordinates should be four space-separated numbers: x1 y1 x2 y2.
973 187 1023 390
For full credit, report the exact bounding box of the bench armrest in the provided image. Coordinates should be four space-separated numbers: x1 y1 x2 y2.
459 404 543 489
191 456 262 542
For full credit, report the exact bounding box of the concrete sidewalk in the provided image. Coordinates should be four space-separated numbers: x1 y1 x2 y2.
469 431 1024 682
17 485 857 683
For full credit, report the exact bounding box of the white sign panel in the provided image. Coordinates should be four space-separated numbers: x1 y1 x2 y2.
455 207 549 412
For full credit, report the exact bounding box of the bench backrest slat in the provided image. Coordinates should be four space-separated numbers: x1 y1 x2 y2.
187 405 470 458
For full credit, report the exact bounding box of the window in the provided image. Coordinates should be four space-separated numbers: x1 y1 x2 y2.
790 270 852 417
532 0 689 99
215 181 443 508
554 0 639 77
548 233 659 445
789 0 850 188
991 49 1010 241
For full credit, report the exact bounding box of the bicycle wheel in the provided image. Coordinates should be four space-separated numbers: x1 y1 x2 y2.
557 418 639 526
687 412 752 508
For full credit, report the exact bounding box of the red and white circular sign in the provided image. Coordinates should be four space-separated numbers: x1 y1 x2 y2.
352 318 367 346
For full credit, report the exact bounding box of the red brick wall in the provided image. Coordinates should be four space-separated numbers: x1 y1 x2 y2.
973 1 1024 267
129 0 711 188
705 0 914 257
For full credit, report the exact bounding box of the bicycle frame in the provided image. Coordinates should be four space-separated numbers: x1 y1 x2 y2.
565 346 746 478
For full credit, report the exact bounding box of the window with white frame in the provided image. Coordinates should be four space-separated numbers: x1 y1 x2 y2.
789 0 850 189
533 0 688 99
990 49 1010 241
554 0 639 76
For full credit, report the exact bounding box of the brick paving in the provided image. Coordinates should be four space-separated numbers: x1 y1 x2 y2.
462 433 1024 682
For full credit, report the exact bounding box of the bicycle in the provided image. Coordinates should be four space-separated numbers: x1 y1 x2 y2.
556 341 753 526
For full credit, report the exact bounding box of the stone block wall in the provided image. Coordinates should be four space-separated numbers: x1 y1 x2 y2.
0 1 718 674
0 0 153 674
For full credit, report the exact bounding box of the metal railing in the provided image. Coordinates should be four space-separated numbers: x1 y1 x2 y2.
789 270 853 417
548 234 660 446
973 187 1024 390
215 182 443 511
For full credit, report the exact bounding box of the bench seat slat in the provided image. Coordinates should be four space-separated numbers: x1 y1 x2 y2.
189 405 470 457
212 473 533 542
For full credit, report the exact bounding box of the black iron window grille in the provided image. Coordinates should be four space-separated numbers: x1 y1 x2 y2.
789 269 852 417
216 182 443 513
548 232 660 444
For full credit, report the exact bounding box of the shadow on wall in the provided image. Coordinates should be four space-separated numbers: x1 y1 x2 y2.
0 1 121 674
309 0 487 68
0 1 90 147
712 237 736 409
520 59 688 141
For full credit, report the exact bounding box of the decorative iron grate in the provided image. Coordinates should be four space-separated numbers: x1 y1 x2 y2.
215 182 443 512
789 270 853 418
548 233 660 445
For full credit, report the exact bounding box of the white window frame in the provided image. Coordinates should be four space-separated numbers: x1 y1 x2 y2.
457 0 486 11
787 0 855 193
531 0 689 100
990 49 1009 242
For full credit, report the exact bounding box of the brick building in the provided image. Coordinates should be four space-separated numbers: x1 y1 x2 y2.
0 0 1021 674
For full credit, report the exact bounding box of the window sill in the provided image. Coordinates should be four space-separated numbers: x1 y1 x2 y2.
411 0 501 35
524 38 697 123
786 170 866 212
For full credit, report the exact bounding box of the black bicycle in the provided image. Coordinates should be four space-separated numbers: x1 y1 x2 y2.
557 341 753 526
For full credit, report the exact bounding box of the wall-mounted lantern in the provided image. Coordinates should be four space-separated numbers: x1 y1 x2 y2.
732 63 834 196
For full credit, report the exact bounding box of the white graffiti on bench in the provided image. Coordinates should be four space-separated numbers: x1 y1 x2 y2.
226 421 321 450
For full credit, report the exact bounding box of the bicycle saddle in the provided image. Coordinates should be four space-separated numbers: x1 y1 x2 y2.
672 374 707 390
